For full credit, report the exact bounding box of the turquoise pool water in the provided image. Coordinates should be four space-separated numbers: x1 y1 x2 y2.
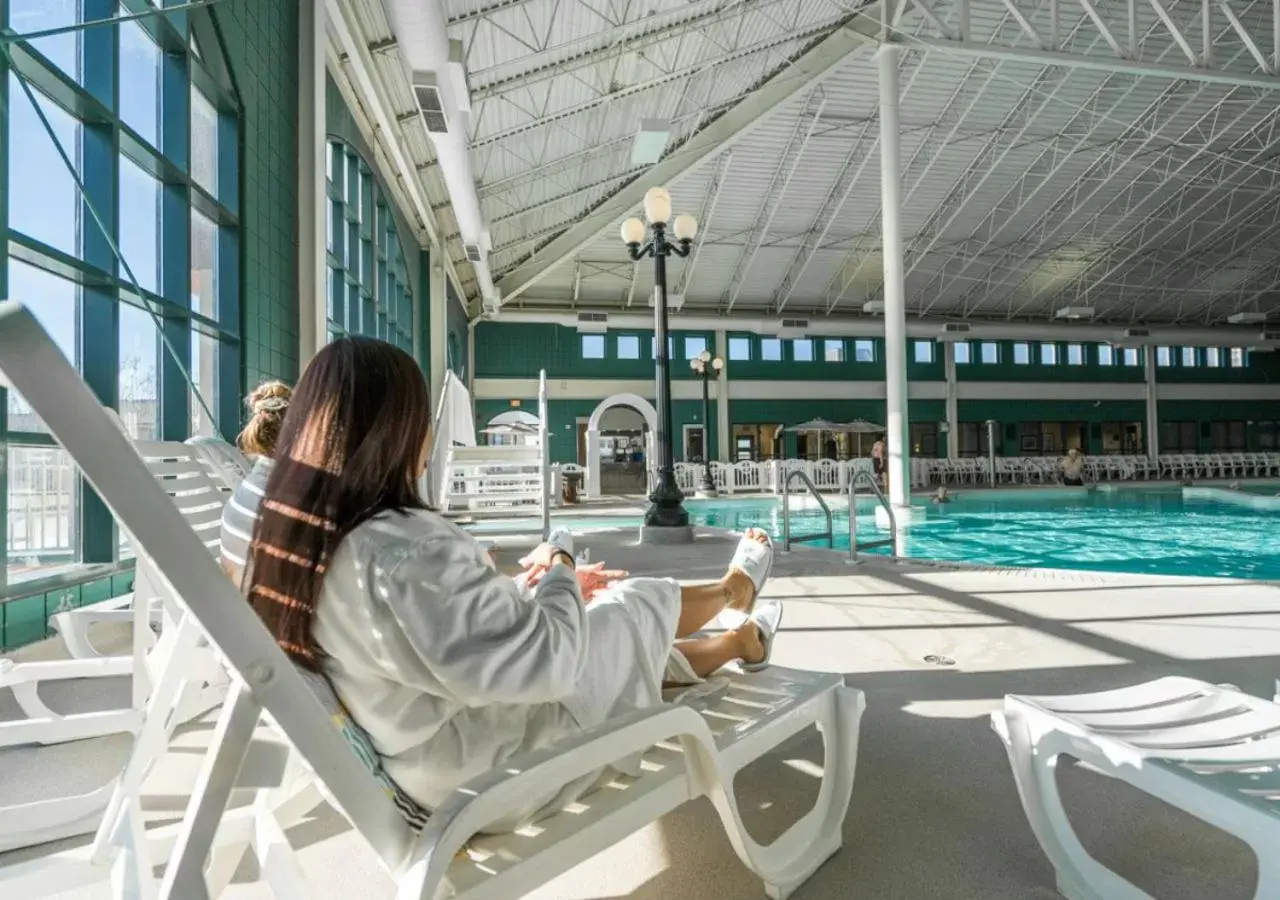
683 489 1278 580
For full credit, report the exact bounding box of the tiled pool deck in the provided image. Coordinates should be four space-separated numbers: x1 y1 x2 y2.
3 525 1278 898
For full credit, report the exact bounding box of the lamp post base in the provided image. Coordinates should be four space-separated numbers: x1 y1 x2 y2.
639 524 695 545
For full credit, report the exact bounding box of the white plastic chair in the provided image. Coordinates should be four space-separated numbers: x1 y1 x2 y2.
0 302 865 900
993 676 1280 900
0 435 243 854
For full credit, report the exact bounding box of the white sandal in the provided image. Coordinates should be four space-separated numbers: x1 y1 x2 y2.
718 529 774 628
730 529 774 604
741 601 783 673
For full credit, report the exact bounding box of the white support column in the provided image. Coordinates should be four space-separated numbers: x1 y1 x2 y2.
429 257 448 409
467 322 476 421
715 329 731 462
879 44 911 509
297 0 327 367
1144 344 1160 463
944 340 959 461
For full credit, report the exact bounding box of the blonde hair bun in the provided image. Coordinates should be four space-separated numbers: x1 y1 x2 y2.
238 381 293 457
247 381 291 416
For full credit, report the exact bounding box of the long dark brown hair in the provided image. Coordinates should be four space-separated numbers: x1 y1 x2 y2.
244 337 432 669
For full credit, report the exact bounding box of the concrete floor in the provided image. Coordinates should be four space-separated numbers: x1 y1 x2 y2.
3 527 1278 899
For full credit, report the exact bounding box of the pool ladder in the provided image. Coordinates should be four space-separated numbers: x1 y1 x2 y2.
847 469 898 563
779 468 900 561
780 469 833 550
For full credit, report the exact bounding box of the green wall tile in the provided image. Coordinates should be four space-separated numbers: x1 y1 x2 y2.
213 0 301 391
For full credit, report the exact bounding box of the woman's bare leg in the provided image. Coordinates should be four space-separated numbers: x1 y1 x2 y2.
669 620 766 683
673 529 770 638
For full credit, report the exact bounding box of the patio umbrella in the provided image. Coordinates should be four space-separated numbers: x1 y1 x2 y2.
842 418 884 455
785 418 847 459
786 417 846 433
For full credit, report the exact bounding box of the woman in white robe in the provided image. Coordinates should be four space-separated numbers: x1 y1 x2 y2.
236 336 779 830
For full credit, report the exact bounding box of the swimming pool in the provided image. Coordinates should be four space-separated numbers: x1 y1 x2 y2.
683 489 1279 581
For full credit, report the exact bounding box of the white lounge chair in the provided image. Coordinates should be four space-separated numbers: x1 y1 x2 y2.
0 435 241 853
0 301 864 900
48 435 246 659
992 676 1280 900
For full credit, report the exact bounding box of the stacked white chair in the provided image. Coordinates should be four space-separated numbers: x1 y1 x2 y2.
0 433 245 854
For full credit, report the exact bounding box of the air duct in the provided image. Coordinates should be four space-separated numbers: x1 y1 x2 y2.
384 0 496 305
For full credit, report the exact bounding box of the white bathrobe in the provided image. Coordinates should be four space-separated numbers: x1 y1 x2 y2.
312 509 682 826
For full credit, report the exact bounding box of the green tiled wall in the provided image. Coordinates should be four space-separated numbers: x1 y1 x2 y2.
0 569 135 652
213 0 301 389
473 323 715 380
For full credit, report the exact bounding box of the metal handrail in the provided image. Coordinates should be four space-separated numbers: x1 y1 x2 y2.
781 468 833 550
848 469 898 563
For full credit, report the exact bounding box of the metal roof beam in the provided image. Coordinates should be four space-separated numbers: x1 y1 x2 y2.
468 0 793 100
470 18 843 147
671 151 734 300
772 118 877 314
894 0 1280 89
984 88 1271 317
924 22 1225 313
493 17 877 305
822 51 1004 313
1013 106 1280 317
721 97 827 312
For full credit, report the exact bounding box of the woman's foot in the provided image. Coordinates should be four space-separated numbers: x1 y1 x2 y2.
722 528 772 615
732 619 767 667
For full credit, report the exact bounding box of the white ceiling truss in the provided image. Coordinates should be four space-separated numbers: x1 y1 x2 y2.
353 0 1280 325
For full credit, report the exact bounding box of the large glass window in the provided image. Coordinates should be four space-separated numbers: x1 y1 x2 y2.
792 338 813 362
760 338 782 361
119 157 161 294
953 341 971 364
913 340 934 364
190 86 219 195
3 8 241 577
325 141 416 353
119 17 160 146
10 0 80 82
8 79 81 258
616 334 640 359
728 336 751 360
118 303 159 440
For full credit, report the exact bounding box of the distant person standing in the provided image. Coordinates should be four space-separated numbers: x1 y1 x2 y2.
871 436 886 489
1060 448 1086 486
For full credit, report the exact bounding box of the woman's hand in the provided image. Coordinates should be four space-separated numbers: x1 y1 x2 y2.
519 542 574 570
522 560 627 602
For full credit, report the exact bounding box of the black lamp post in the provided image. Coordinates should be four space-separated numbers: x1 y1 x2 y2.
690 349 723 498
622 187 697 536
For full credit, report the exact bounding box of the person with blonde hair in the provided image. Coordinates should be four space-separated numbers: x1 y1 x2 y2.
237 380 292 458
221 380 292 578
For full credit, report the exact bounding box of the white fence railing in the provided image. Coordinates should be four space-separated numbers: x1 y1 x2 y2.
553 452 1280 499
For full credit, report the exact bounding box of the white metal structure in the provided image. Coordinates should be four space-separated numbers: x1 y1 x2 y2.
0 436 242 854
993 677 1280 900
319 0 1279 331
48 436 248 660
0 301 864 900
442 371 550 530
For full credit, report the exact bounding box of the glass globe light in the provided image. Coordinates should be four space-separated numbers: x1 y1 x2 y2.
620 217 645 245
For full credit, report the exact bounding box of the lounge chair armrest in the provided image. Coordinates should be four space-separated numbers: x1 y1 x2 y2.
400 703 718 894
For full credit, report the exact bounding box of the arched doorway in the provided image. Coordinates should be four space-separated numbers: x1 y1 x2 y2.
585 393 658 498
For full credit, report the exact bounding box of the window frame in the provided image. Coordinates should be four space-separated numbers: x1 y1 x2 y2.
4 6 242 573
